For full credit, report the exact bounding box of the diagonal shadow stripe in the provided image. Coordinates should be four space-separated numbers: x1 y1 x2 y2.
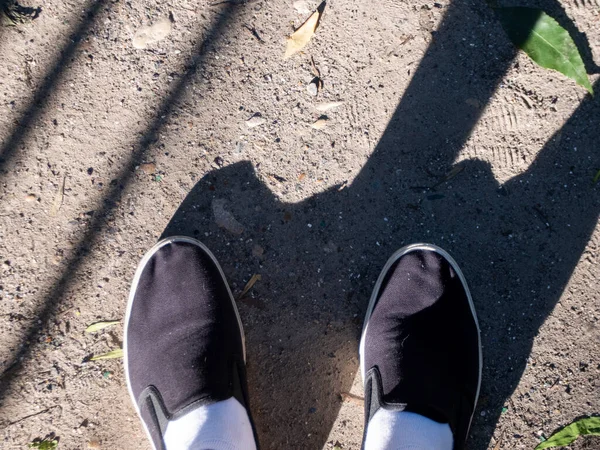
0 0 110 170
0 2 240 403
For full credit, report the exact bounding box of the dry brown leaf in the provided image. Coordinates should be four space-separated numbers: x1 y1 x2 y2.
132 18 172 49
284 1 326 59
49 175 66 217
238 274 261 299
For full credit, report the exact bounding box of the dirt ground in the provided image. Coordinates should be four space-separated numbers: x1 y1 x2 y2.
0 0 599 448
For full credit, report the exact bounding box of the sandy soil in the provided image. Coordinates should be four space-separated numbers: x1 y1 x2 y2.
0 0 599 449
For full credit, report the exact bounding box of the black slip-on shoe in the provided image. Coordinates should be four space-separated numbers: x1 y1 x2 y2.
359 244 482 450
124 236 257 450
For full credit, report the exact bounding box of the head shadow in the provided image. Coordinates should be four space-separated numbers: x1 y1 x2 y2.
161 1 599 448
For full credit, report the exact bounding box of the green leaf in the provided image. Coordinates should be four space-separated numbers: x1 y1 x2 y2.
593 169 600 184
534 416 600 449
495 7 593 95
28 438 58 450
90 348 123 361
85 320 120 333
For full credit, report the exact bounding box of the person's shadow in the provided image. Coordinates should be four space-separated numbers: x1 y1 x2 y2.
161 2 600 449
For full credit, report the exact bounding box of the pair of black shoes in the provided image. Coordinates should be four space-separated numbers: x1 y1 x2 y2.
124 237 481 450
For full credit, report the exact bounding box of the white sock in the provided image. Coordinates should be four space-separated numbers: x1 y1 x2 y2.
364 409 453 450
163 397 257 450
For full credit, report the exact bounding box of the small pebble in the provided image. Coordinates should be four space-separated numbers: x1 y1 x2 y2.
307 81 318 96
24 193 36 202
87 439 101 449
246 114 266 128
311 117 328 130
316 101 344 112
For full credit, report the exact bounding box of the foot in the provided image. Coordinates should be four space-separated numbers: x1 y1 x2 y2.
359 244 481 449
124 237 255 450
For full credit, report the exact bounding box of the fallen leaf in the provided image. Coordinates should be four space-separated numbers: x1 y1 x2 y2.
495 7 593 94
212 198 245 235
593 169 600 184
442 164 465 183
298 173 306 181
49 175 66 217
28 438 58 450
85 321 120 333
285 1 326 58
534 416 600 449
133 18 172 49
316 101 344 112
311 117 328 129
90 349 124 361
238 274 261 299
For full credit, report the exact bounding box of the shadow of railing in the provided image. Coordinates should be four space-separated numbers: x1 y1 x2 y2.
0 0 241 409
0 0 108 170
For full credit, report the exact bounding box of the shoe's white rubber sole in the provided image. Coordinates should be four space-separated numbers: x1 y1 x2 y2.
358 243 482 442
123 236 246 450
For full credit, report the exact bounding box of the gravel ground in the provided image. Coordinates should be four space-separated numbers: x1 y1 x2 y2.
0 0 599 449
